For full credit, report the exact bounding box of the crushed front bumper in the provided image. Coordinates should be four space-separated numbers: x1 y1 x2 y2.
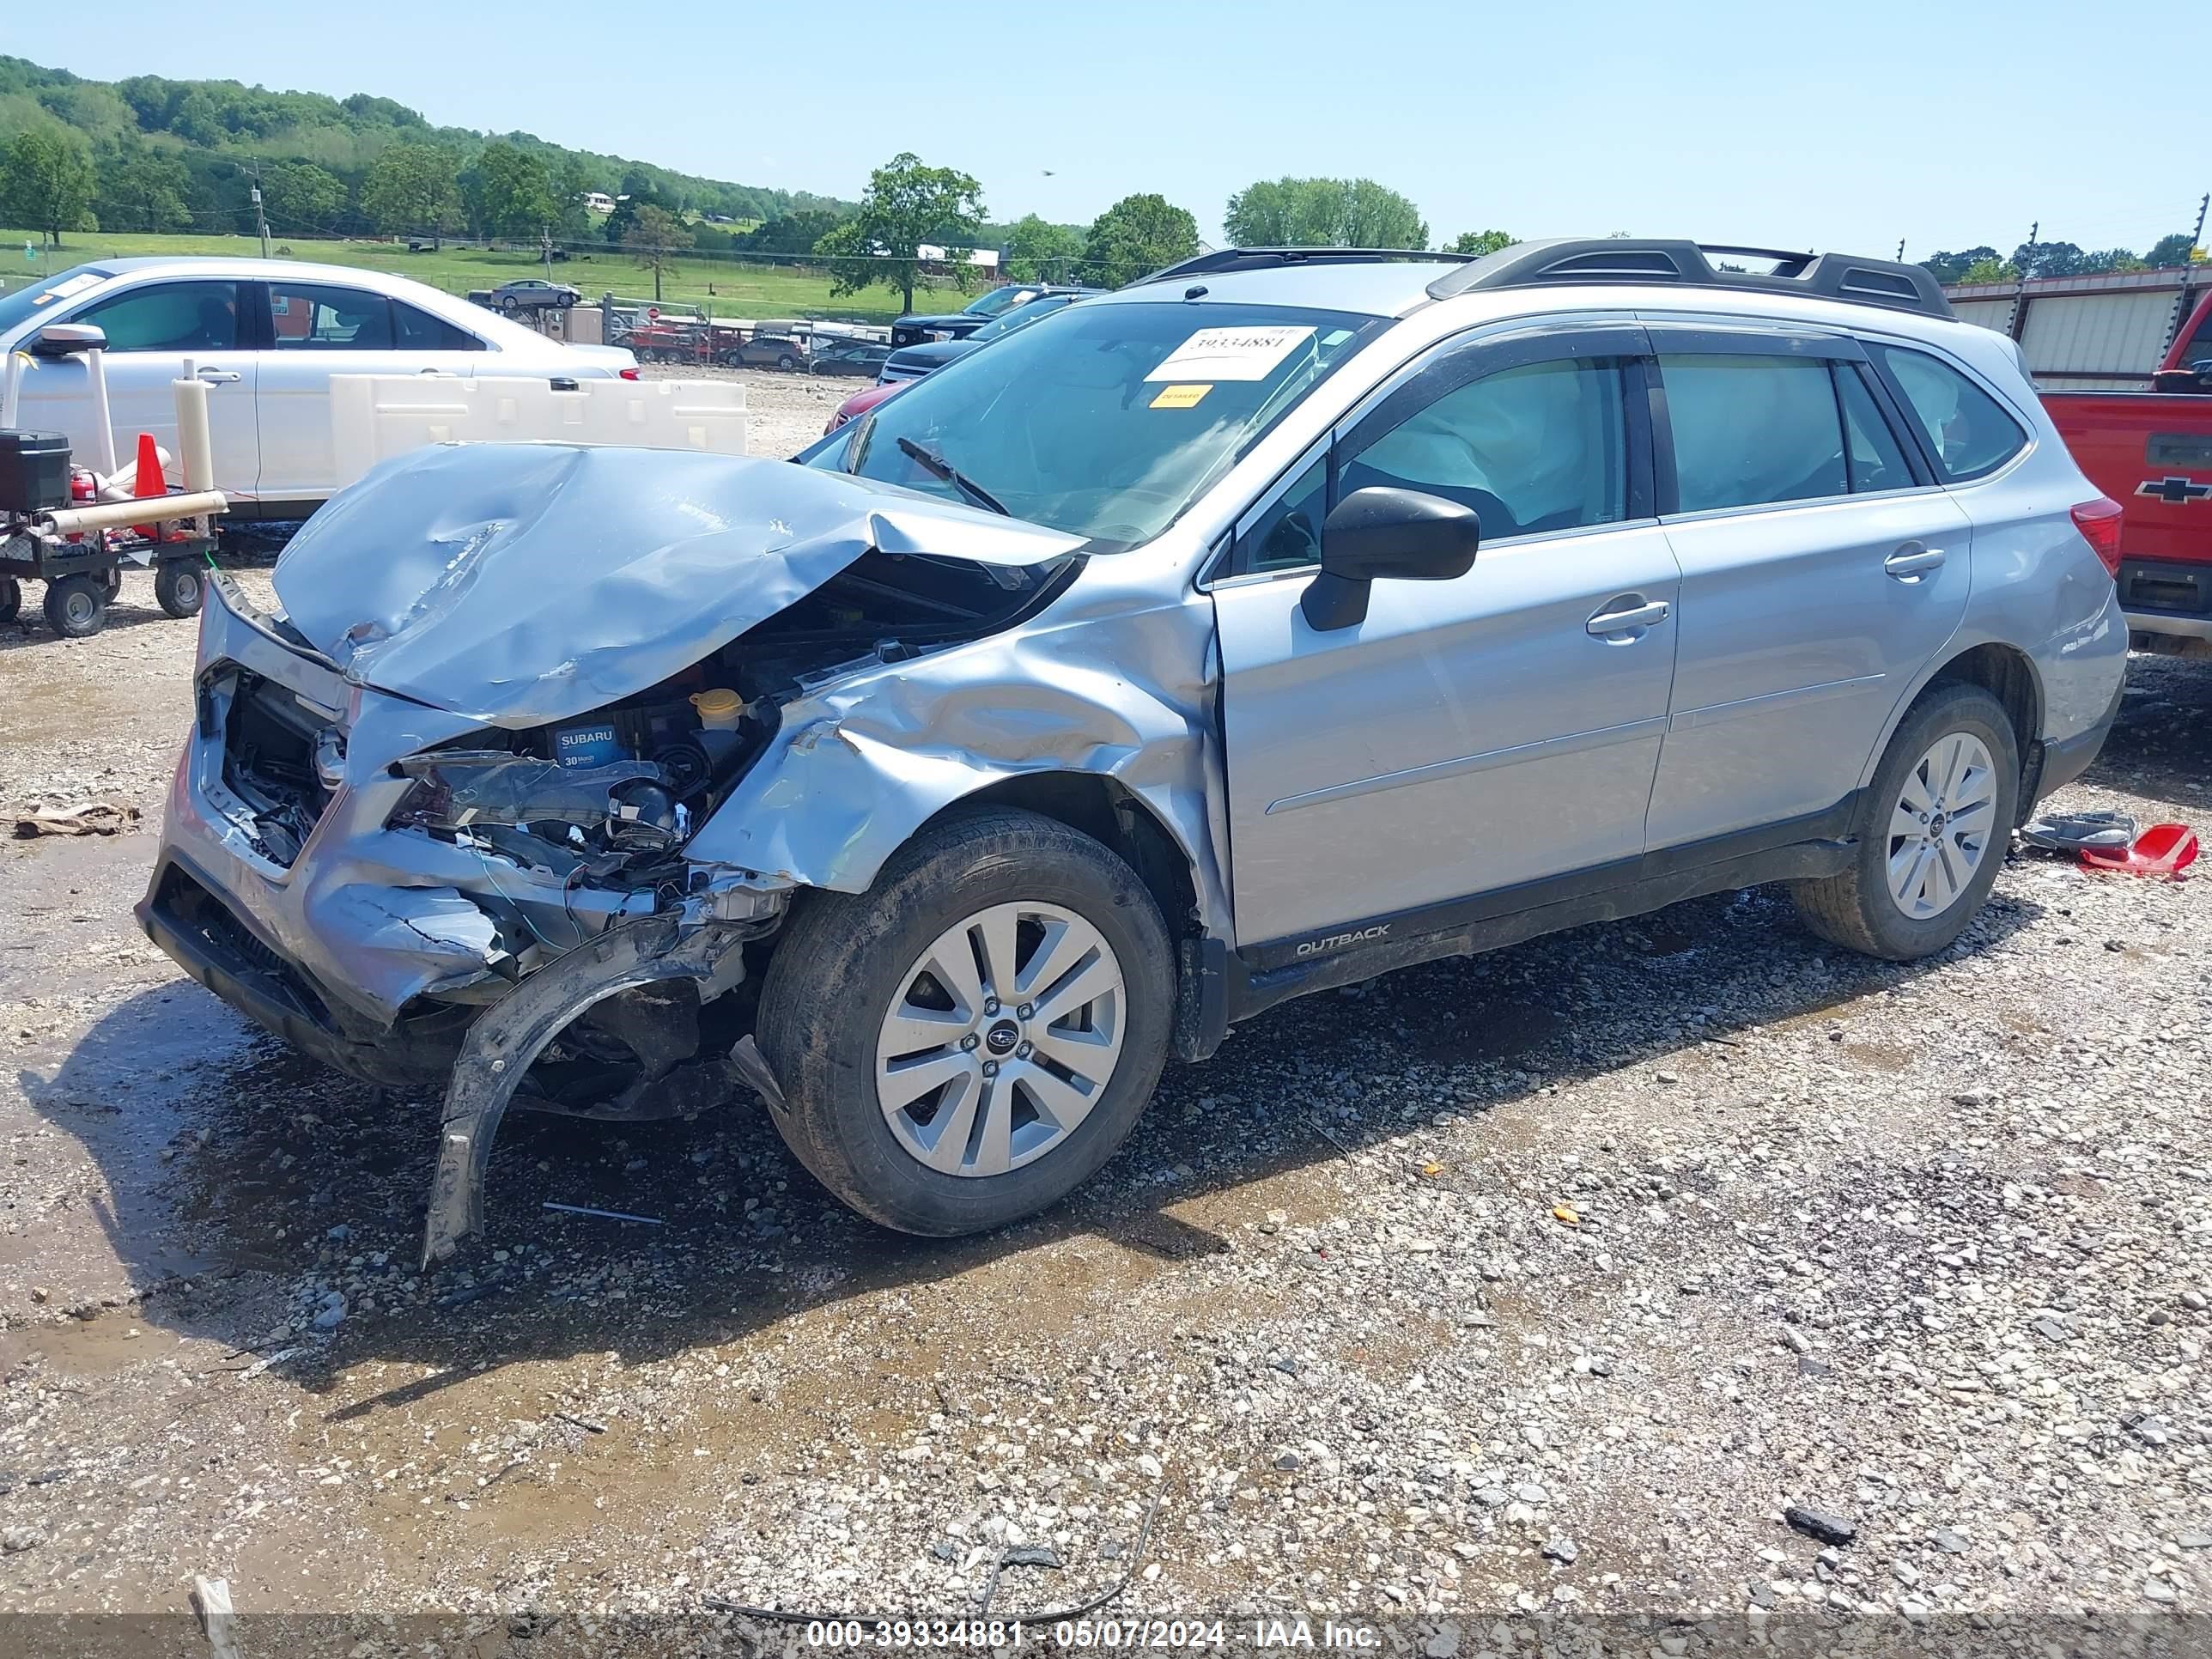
137 574 793 1260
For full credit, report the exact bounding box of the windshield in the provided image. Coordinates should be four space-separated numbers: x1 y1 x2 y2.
0 265 112 340
822 300 1385 546
969 295 1069 343
962 285 1034 319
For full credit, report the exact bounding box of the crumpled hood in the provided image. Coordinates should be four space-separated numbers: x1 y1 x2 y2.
271 443 1085 727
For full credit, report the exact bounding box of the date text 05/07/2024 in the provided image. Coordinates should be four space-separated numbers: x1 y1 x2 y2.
799 1618 1382 1650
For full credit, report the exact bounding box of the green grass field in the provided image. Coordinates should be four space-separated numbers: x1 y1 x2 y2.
0 230 981 324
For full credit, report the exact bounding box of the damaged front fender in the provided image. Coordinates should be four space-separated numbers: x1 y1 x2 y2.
685 574 1234 939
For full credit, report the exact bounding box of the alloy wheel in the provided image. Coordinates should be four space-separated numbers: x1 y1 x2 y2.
874 902 1127 1177
1886 732 1997 919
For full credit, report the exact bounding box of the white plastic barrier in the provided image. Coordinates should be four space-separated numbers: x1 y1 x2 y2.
327 374 748 488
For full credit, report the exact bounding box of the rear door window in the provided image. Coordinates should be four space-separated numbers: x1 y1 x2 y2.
392 302 485 351
76 281 242 351
1659 354 1847 512
1870 343 2027 482
267 283 395 349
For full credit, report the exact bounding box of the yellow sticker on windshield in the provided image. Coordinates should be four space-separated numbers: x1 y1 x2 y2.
1151 383 1212 409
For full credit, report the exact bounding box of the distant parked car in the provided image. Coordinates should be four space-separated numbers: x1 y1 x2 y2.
888 283 1088 349
731 331 811 371
810 339 891 379
484 278 580 315
823 377 905 435
0 257 636 519
878 290 1102 383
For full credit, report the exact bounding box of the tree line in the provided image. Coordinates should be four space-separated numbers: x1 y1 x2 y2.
1920 236 2206 284
0 52 847 246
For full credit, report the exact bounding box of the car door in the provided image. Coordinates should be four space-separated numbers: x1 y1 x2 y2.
1212 324 1683 949
20 277 260 493
252 278 478 506
1642 326 1972 851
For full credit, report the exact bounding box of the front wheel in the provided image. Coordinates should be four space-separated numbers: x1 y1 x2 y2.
756 808 1173 1236
1790 683 2020 960
776 353 796 371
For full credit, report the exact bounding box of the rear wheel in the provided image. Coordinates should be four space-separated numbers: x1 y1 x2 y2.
42 574 106 639
756 808 1173 1235
155 561 204 619
776 352 797 371
0 575 21 623
1791 683 2019 960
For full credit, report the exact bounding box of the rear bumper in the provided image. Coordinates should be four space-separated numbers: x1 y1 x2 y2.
2034 664 2126 805
2118 556 2212 645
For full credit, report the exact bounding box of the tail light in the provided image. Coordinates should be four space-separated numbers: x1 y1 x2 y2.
2070 496 2124 578
618 366 640 381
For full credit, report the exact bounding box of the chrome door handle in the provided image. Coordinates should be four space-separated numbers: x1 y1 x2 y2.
1587 599 1670 636
197 368 241 384
1884 543 1946 579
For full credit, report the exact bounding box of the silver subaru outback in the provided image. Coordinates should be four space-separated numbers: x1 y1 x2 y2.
138 239 2130 1263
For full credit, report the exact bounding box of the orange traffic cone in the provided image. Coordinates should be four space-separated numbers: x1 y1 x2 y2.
131 432 164 541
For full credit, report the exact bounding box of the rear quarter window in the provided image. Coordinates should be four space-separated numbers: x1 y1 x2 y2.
1872 343 2027 482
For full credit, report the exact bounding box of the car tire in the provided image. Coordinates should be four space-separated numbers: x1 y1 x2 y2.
155 561 204 620
756 807 1174 1237
0 575 20 623
43 573 106 639
499 298 520 314
1790 683 2020 961
777 353 796 372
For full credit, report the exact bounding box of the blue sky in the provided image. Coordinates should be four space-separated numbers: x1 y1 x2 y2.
11 0 2203 257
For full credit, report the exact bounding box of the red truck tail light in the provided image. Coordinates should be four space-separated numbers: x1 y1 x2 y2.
2070 496 2124 578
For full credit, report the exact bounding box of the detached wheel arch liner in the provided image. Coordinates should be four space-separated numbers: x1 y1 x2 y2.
421 915 757 1267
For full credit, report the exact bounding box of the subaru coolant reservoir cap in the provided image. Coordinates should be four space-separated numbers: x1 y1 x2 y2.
690 688 744 727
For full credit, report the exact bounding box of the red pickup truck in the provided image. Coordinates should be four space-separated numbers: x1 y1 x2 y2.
1947 269 2212 657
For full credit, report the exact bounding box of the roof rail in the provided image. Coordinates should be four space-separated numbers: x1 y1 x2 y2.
1132 246 1472 286
1425 238 1954 319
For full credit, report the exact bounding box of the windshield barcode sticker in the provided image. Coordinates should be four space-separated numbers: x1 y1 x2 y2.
1146 325 1316 383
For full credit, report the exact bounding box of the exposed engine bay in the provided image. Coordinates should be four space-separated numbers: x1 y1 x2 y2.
379 548 1074 895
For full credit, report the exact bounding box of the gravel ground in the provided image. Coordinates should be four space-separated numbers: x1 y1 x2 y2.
0 430 2207 1647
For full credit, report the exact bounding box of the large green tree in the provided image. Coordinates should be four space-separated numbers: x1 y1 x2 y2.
93 139 191 234
1000 212 1085 282
2147 232 2204 268
624 202 690 301
1448 228 1514 256
1224 176 1427 249
259 160 345 234
465 141 559 240
359 142 462 239
1081 193 1199 285
814 151 986 313
0 128 98 246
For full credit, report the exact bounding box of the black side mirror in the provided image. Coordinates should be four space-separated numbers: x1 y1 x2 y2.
29 322 106 358
1300 486 1482 631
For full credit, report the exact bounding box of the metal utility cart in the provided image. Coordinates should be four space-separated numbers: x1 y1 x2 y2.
0 429 228 640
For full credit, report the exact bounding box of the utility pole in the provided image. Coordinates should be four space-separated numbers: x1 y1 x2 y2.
1896 238 1905 261
251 161 270 259
2193 192 2209 254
